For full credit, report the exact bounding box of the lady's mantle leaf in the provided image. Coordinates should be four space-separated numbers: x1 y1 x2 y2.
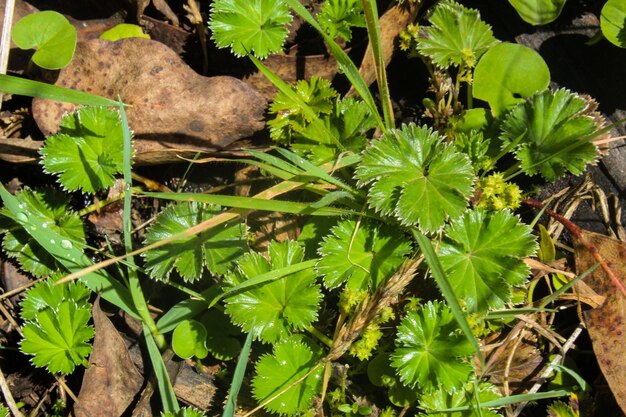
224 240 321 343
391 301 474 393
143 202 247 282
438 209 537 312
21 301 94 374
317 0 365 42
501 89 600 181
417 0 499 68
209 0 292 59
418 381 502 417
0 187 85 277
316 220 411 291
172 320 209 360
252 338 323 415
21 277 91 321
161 407 206 417
40 106 126 193
355 123 474 232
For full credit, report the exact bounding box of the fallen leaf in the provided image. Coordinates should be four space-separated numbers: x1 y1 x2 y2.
32 38 267 161
74 298 143 417
574 229 626 414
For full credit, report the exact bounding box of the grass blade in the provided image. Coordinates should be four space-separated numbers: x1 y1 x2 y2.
143 324 179 414
0 74 121 106
411 229 484 370
435 389 571 412
222 329 254 417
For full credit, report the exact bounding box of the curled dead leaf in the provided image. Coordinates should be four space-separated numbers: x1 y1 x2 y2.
32 38 267 162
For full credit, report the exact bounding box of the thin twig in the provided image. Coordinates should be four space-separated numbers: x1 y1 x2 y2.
0 367 24 417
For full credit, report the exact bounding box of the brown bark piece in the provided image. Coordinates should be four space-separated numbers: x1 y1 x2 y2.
74 298 143 417
32 38 267 157
574 230 626 414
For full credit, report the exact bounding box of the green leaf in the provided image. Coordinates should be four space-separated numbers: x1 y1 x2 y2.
418 381 502 417
438 209 537 312
316 220 412 290
172 320 209 360
0 187 85 277
391 301 474 393
268 76 338 144
473 43 550 116
508 0 566 25
317 0 365 42
418 0 499 68
223 329 254 417
40 106 126 193
11 11 76 69
500 89 599 181
209 0 292 59
162 407 207 417
453 130 491 173
601 0 626 48
21 301 94 374
224 240 321 343
355 123 474 232
367 353 417 407
20 277 91 321
547 401 578 417
99 23 150 41
252 337 323 415
200 309 241 360
143 202 248 282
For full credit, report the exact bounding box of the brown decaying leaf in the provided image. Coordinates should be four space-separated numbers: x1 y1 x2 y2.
74 298 143 417
32 38 267 163
574 229 626 414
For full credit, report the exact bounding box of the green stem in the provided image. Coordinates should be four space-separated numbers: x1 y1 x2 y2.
306 325 333 348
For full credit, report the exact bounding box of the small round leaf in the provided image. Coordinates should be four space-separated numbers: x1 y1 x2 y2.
100 24 150 42
172 320 209 360
473 42 550 116
12 11 77 69
508 0 566 25
601 0 626 48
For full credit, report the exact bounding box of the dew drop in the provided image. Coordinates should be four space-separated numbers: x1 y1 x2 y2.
41 222 49 228
60 240 73 249
16 213 28 222
50 239 56 245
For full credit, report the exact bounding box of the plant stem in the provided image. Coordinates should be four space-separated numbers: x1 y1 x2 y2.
306 325 333 348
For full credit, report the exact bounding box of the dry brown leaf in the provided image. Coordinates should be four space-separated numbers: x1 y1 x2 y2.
74 298 143 417
32 38 267 162
574 229 626 414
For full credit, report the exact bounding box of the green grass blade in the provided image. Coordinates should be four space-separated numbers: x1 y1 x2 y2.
285 0 384 130
485 307 557 319
0 74 121 106
436 389 571 412
538 263 600 309
0 182 137 316
143 324 179 414
209 259 318 308
361 0 394 129
246 149 303 176
222 328 254 417
140 191 359 217
411 229 484 370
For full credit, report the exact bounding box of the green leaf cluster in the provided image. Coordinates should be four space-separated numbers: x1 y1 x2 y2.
40 106 126 193
209 0 292 59
143 201 248 282
355 123 474 232
20 278 94 375
0 187 85 277
224 240 321 343
417 381 502 416
317 0 365 42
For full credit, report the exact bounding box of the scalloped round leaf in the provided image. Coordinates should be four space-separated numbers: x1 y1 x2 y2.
508 0 566 25
21 301 94 375
99 24 150 42
11 11 76 69
200 309 241 360
143 202 247 282
224 240 321 343
418 381 502 417
21 277 91 321
172 320 209 360
355 123 474 232
40 106 125 193
209 0 292 59
417 0 499 68
438 209 537 312
473 43 550 116
252 338 323 415
601 0 626 48
391 301 474 392
316 220 411 290
500 89 600 181
0 187 85 277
